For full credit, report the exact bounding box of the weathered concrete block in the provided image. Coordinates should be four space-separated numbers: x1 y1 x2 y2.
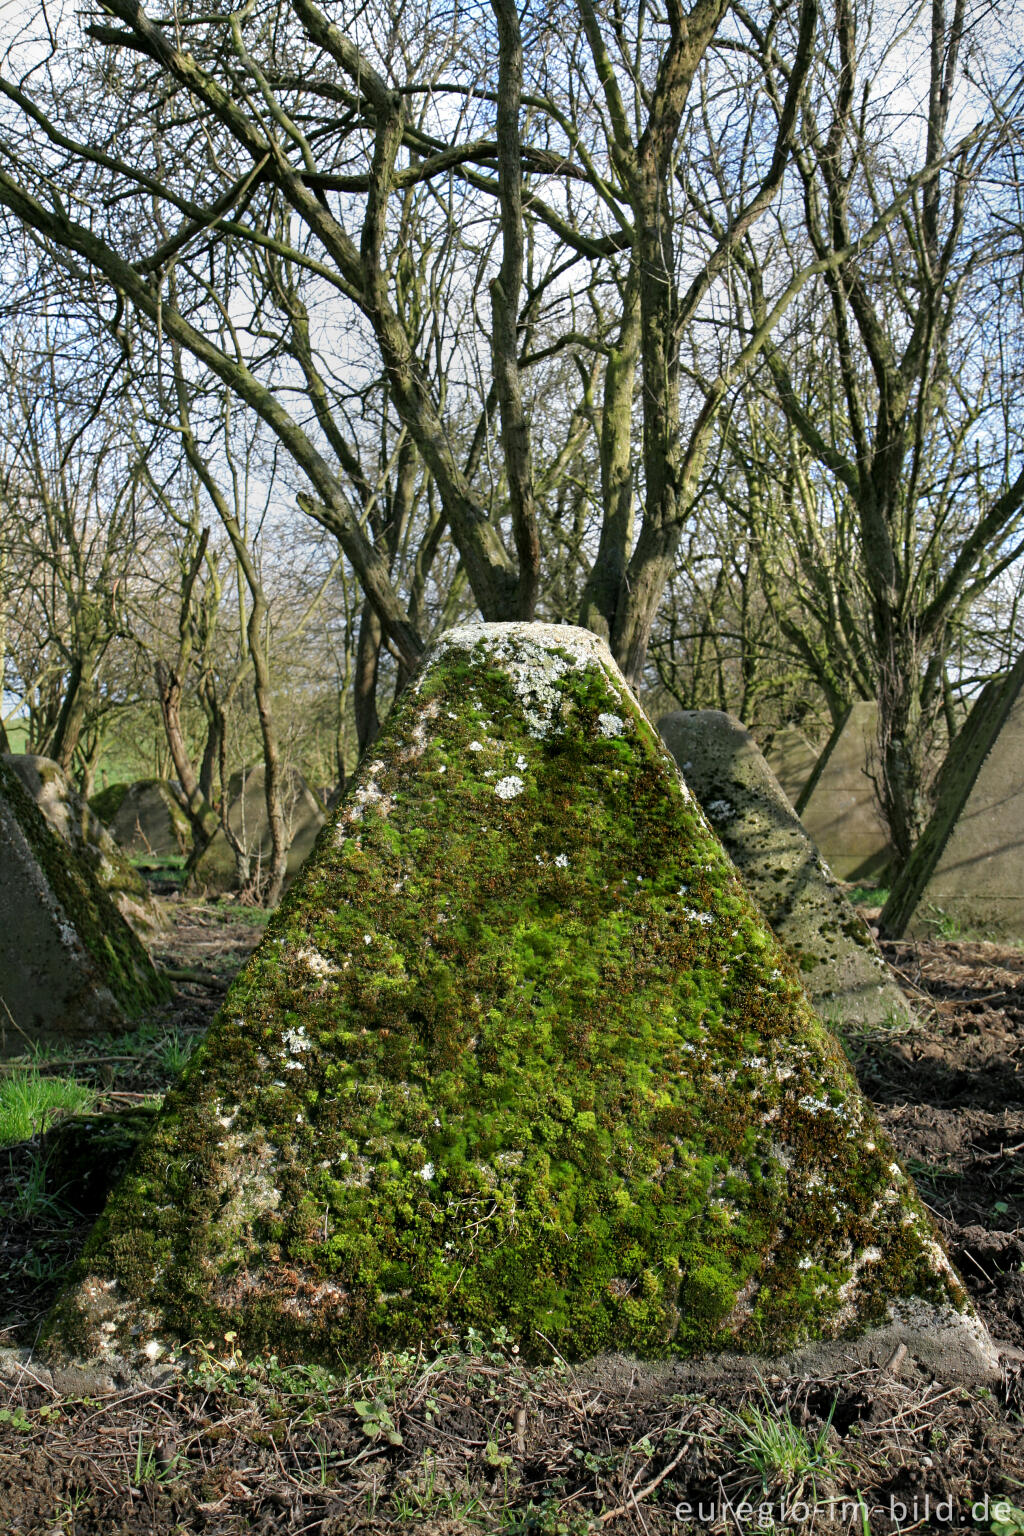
883 654 1024 938
763 725 820 808
5 756 161 936
189 765 325 894
45 625 989 1375
0 759 168 1052
659 712 913 1029
796 701 894 881
92 780 190 859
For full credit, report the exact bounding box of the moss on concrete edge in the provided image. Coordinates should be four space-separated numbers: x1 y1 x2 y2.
0 759 169 1016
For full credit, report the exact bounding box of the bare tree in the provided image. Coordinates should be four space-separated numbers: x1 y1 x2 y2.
0 332 148 776
714 0 1024 861
0 0 821 684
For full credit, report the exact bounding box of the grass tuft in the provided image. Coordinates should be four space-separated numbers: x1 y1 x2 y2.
0 1071 97 1147
156 1031 198 1076
724 1382 845 1503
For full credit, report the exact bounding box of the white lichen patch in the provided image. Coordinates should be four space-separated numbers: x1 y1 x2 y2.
427 622 642 740
834 1243 888 1324
215 1102 239 1131
283 1025 311 1054
684 908 715 927
494 775 525 801
295 946 340 979
401 698 440 762
597 712 624 737
338 763 393 835
209 1132 282 1266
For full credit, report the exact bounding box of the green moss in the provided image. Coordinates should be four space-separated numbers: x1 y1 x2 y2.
0 760 169 1015
89 782 131 823
45 629 965 1368
6 757 153 915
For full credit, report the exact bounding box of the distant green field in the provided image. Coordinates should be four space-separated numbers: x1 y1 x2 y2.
2 710 162 786
3 718 29 752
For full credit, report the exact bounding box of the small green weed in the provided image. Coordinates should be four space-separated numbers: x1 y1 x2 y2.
3 1147 67 1220
0 1406 33 1433
502 1503 591 1535
0 1071 96 1146
725 1385 844 1503
188 1344 345 1409
0 1404 60 1433
922 904 962 940
992 1503 1024 1536
22 1246 67 1281
906 1157 961 1182
389 1452 486 1523
130 853 187 876
133 1435 158 1485
49 1489 89 1533
215 900 272 928
353 1397 404 1446
846 886 890 907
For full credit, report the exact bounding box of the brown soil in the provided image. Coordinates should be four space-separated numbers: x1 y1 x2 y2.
3 920 1024 1533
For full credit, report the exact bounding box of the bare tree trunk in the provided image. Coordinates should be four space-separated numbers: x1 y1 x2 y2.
0 544 9 754
491 0 540 618
155 657 219 846
168 336 288 904
48 657 89 773
195 668 225 810
354 599 383 755
79 731 102 799
578 272 640 639
244 586 288 905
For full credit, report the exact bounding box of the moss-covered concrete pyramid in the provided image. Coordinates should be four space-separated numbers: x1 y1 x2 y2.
0 758 168 1052
48 626 983 1368
882 652 1024 939
764 725 819 808
92 779 191 858
658 712 912 1029
796 702 893 880
5 755 161 937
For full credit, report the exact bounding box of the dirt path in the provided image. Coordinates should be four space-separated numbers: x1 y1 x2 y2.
865 939 1024 1357
148 894 267 1005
